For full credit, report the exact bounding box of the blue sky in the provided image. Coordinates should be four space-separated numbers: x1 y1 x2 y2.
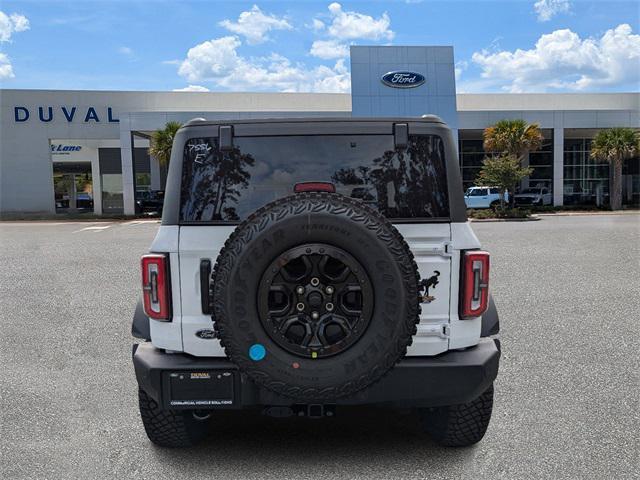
0 0 638 93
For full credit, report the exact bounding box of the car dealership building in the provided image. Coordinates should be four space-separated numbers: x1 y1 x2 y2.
1 45 638 216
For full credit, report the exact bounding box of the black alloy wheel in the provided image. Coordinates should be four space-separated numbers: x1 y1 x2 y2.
258 243 373 359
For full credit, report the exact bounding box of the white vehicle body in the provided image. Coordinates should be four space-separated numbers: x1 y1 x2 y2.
148 221 483 358
514 187 552 206
133 118 500 449
464 187 507 209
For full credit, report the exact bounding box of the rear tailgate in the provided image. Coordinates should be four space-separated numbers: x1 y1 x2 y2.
397 224 451 356
179 224 451 357
179 226 231 356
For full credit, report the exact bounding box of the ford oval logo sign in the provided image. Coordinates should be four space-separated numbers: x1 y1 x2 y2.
381 71 425 88
195 329 217 339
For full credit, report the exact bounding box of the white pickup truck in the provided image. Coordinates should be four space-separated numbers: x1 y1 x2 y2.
464 186 508 209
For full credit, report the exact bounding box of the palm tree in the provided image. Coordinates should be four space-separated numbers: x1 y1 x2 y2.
590 128 640 210
149 121 182 167
483 119 544 162
483 119 544 207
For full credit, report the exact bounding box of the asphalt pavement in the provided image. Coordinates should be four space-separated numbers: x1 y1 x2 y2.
1 215 638 479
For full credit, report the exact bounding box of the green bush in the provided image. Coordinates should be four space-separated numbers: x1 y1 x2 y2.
467 207 531 219
529 205 558 213
500 207 532 218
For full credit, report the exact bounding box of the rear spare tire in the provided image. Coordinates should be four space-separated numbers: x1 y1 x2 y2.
211 192 420 401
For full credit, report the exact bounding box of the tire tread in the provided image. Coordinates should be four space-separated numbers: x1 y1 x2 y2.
421 384 494 447
210 192 421 401
138 388 208 448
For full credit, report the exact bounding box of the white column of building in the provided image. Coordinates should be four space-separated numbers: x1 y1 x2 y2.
119 119 136 215
553 127 564 206
91 150 103 215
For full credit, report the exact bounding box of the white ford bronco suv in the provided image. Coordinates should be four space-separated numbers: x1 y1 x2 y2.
132 117 500 448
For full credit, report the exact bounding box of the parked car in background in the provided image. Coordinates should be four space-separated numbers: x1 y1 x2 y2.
135 190 165 215
514 187 552 206
76 192 94 210
54 192 93 210
464 186 507 209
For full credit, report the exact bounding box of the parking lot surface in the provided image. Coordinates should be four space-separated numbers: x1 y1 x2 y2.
1 215 638 479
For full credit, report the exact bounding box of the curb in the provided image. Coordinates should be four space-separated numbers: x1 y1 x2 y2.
470 217 540 222
535 211 640 217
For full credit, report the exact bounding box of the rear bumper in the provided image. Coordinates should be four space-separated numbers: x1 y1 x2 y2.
133 338 500 409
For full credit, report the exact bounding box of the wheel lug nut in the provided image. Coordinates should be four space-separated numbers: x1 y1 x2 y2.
296 302 305 312
326 303 334 311
325 286 334 295
311 311 319 320
296 286 305 294
310 277 320 287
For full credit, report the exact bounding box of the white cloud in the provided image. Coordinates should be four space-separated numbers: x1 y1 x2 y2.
219 5 292 45
311 18 325 32
471 24 640 92
324 3 393 41
0 11 29 42
310 39 349 60
0 52 14 79
533 0 571 22
173 85 210 92
10 13 29 31
178 36 243 82
177 35 350 93
308 3 393 59
118 46 134 56
0 11 28 79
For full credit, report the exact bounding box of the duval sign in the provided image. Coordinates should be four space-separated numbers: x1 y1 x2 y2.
14 106 119 123
381 71 426 88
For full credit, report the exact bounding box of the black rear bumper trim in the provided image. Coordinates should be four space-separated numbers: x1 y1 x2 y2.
133 339 500 409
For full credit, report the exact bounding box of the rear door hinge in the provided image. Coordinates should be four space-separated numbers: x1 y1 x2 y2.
415 323 449 339
411 241 452 257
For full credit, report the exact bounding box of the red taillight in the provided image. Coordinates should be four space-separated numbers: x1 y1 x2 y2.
141 254 171 320
294 182 336 193
460 250 490 319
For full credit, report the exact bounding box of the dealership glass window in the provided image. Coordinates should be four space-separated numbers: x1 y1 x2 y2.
101 174 124 212
99 148 124 214
136 173 151 191
180 134 450 223
563 137 610 206
460 129 554 193
134 147 152 192
458 137 487 190
528 133 553 191
52 162 94 213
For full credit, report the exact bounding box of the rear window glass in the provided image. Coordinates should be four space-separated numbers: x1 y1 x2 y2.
180 134 449 223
